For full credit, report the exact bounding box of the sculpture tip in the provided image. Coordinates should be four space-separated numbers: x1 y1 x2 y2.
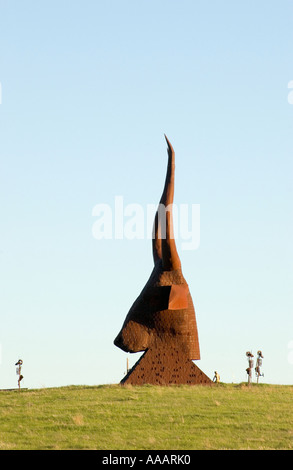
164 134 174 155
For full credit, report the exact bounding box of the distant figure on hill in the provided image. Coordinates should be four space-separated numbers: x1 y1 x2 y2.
213 371 220 383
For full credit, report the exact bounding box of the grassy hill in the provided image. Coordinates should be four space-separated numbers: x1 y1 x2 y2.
0 383 292 450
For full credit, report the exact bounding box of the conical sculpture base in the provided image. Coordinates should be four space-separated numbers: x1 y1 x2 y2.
121 346 212 386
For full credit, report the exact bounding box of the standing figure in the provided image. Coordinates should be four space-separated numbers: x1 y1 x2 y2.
15 359 23 390
213 371 220 383
255 350 264 383
246 351 254 385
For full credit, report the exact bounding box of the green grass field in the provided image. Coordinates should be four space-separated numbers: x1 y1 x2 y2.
0 383 292 450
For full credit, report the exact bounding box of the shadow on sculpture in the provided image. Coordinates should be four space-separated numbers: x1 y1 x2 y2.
114 135 212 385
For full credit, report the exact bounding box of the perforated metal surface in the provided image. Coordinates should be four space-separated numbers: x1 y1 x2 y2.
121 346 212 386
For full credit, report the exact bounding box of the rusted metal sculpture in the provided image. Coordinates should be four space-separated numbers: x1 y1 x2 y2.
114 135 212 385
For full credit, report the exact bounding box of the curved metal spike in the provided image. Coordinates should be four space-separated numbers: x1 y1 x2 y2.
152 135 181 270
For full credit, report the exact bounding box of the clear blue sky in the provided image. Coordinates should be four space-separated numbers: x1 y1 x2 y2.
0 0 292 388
